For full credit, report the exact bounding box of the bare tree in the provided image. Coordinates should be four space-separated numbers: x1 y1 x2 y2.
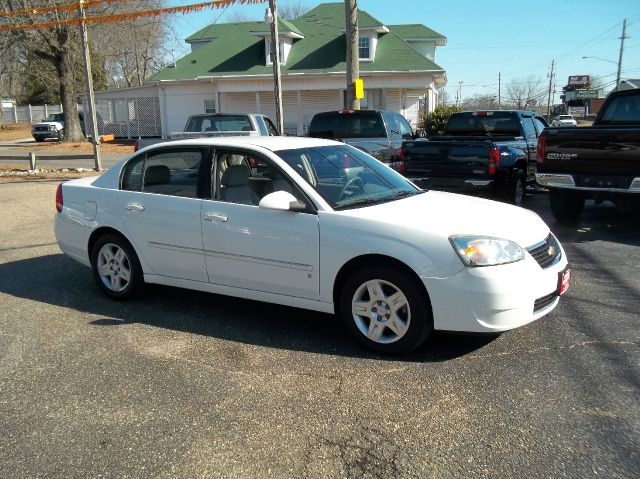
505 75 546 110
462 93 498 111
0 0 85 141
93 1 173 88
225 10 252 23
279 1 309 19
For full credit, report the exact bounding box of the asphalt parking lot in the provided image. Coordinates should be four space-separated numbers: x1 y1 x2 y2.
1 179 638 478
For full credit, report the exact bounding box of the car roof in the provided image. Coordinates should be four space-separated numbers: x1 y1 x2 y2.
144 135 342 152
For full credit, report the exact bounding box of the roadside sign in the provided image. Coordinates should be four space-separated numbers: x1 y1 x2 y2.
355 79 364 99
568 75 590 87
569 106 586 116
576 89 599 99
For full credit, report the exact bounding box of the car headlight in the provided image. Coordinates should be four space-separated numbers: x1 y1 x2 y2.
449 235 523 267
49 125 57 131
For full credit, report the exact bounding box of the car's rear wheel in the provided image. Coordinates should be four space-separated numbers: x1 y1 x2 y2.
91 234 143 299
550 190 585 224
339 267 433 354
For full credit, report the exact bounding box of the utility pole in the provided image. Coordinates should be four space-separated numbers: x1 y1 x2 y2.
268 0 284 134
344 0 360 109
546 59 555 121
498 72 501 110
615 18 627 91
457 81 463 106
78 0 102 171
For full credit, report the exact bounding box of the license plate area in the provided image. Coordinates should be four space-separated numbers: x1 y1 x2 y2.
558 266 571 295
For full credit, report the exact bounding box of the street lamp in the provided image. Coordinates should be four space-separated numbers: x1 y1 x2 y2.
581 55 621 91
265 1 283 134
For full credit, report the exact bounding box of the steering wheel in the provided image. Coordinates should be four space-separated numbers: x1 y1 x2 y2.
337 176 364 201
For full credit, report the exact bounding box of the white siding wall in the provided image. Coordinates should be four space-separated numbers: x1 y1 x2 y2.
222 92 257 114
163 83 215 134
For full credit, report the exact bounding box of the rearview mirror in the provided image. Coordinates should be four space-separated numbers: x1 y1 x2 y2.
259 191 305 212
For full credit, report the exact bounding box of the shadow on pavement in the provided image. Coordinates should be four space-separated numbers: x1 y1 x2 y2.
0 253 495 362
526 191 640 247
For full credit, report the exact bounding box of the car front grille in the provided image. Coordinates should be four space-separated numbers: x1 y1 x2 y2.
534 291 558 313
34 126 49 132
526 234 562 269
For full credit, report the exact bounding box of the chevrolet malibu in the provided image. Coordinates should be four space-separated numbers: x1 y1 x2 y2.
54 137 571 354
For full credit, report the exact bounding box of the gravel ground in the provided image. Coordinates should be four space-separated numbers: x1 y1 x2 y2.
0 180 638 478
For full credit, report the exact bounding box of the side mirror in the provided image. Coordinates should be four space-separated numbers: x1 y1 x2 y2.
259 191 305 212
401 133 414 140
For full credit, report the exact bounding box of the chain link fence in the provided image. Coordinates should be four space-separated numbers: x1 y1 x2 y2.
91 96 161 138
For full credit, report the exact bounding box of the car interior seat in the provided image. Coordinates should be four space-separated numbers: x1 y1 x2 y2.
144 165 171 186
266 168 293 194
219 165 259 205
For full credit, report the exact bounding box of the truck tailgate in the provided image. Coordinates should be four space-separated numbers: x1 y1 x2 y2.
542 127 640 179
403 139 492 187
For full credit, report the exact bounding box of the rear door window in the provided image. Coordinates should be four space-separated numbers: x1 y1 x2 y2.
308 112 386 138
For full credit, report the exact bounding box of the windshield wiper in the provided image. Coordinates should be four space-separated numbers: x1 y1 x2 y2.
335 190 423 210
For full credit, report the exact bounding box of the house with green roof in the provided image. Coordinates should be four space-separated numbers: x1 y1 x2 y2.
93 3 447 137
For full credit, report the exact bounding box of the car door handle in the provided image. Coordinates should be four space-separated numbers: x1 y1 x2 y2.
203 212 228 222
126 203 145 211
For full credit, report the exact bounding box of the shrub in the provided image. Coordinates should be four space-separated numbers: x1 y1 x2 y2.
422 105 463 137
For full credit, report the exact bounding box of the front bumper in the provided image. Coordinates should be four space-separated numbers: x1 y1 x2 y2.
32 131 59 140
422 242 569 333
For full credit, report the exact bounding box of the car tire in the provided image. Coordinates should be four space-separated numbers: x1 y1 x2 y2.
91 233 144 300
57 129 64 142
549 190 585 224
34 137 45 142
339 266 433 354
507 169 526 207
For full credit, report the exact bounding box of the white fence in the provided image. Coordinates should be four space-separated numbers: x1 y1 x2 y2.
1 104 67 123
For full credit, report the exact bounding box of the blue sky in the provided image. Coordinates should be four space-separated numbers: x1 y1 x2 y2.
167 0 640 101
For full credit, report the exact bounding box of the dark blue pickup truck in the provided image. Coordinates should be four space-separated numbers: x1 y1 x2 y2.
401 110 548 205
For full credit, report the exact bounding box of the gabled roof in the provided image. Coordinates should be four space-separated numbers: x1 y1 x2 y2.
150 2 444 82
388 24 446 40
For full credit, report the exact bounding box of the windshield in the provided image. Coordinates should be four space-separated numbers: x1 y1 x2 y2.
275 144 422 210
445 112 521 136
46 113 64 122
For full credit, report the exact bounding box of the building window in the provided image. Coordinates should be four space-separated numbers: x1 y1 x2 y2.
359 36 370 59
204 99 216 113
266 40 285 65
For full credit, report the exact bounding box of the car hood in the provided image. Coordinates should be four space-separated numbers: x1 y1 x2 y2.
339 190 550 248
33 121 63 127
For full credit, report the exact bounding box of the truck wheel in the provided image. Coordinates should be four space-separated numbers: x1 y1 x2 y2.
339 266 433 354
57 130 64 141
550 190 585 224
34 137 45 142
507 170 526 207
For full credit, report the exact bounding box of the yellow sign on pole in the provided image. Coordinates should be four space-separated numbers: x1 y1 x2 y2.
355 79 364 99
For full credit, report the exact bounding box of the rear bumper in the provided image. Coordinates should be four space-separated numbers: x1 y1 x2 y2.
536 173 640 193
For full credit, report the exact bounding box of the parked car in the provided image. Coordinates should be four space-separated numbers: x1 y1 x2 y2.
307 109 418 169
55 136 570 354
31 111 103 142
401 110 549 206
551 115 578 127
536 88 640 223
134 113 279 150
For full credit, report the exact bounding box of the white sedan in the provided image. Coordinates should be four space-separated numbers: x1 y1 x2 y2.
54 137 571 354
551 115 578 127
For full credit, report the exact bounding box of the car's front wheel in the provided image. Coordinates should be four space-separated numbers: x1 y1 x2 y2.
57 129 64 141
339 267 433 354
91 233 143 299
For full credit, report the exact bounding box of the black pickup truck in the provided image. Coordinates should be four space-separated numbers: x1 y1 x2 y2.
536 88 640 223
401 110 548 205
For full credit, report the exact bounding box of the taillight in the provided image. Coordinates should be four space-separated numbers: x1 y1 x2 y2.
537 135 546 166
55 183 63 213
397 145 406 173
488 147 499 175
133 140 139 152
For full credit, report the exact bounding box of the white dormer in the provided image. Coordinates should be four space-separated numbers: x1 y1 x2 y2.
251 20 304 66
343 24 389 62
